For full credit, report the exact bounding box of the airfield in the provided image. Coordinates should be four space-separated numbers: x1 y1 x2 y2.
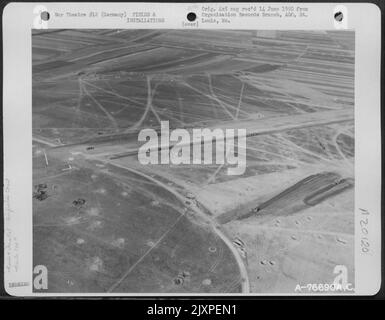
33 30 355 293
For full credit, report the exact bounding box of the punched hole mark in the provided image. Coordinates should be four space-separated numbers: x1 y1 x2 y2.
187 12 197 22
41 11 50 21
334 11 343 22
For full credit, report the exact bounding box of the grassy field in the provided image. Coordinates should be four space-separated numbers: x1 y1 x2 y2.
33 146 241 293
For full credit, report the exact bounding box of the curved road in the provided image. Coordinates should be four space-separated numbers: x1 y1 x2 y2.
102 159 251 293
35 138 251 293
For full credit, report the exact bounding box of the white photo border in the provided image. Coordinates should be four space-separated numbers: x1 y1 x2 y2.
2 2 382 296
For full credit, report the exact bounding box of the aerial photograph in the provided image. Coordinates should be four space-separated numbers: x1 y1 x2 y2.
32 29 355 293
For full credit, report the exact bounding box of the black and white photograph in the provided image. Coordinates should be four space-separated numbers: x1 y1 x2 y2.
31 29 356 293
2 0 382 300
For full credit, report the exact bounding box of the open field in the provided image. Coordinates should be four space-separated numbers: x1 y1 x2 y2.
33 144 242 293
33 29 354 293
